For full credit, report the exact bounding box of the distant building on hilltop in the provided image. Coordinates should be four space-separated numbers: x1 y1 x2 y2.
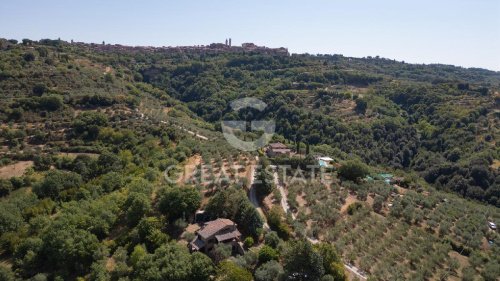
73 40 288 57
242 42 257 49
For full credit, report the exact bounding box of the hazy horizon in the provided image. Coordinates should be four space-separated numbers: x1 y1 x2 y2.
1 0 499 71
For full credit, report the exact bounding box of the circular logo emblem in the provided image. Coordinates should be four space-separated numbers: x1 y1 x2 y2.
221 97 275 151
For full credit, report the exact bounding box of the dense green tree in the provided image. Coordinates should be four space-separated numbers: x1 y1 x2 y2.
72 111 109 140
97 151 123 174
0 179 13 197
190 252 215 281
205 186 263 237
216 260 253 281
130 244 147 268
32 84 47 96
338 160 369 181
283 240 325 281
267 206 291 240
39 95 63 111
211 243 233 264
89 260 111 281
33 170 83 200
315 243 346 281
158 185 201 222
70 155 99 180
258 245 279 264
256 168 275 199
355 98 367 114
23 52 35 61
136 216 169 251
133 242 214 281
41 225 100 276
100 171 124 192
33 155 54 171
265 231 280 248
0 265 15 281
124 192 152 226
110 246 131 280
8 107 23 121
12 237 44 278
127 177 153 195
254 260 284 281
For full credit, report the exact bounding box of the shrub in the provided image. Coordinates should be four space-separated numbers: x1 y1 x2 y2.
355 98 368 114
372 195 384 213
23 52 35 62
9 177 24 189
0 179 13 197
33 155 54 171
72 111 109 140
8 108 23 121
39 95 63 111
267 206 291 240
258 245 279 264
264 231 280 248
347 202 363 215
244 237 254 248
211 243 232 264
32 84 47 96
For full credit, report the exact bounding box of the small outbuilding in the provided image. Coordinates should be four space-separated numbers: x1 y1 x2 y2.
317 156 334 167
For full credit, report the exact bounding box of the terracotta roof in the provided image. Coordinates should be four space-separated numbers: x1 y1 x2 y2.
269 142 288 149
198 218 236 239
215 229 241 242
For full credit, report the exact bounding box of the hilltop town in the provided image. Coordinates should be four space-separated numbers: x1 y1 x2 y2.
67 37 290 56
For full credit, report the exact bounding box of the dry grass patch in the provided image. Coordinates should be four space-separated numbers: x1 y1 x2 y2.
340 194 359 214
0 161 33 179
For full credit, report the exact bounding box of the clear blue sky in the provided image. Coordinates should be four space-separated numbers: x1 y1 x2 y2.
1 0 499 70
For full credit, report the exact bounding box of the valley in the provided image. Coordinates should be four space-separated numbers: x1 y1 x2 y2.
0 38 499 281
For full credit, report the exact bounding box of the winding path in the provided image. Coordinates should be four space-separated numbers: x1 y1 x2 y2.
271 165 296 220
344 263 367 280
248 156 270 230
